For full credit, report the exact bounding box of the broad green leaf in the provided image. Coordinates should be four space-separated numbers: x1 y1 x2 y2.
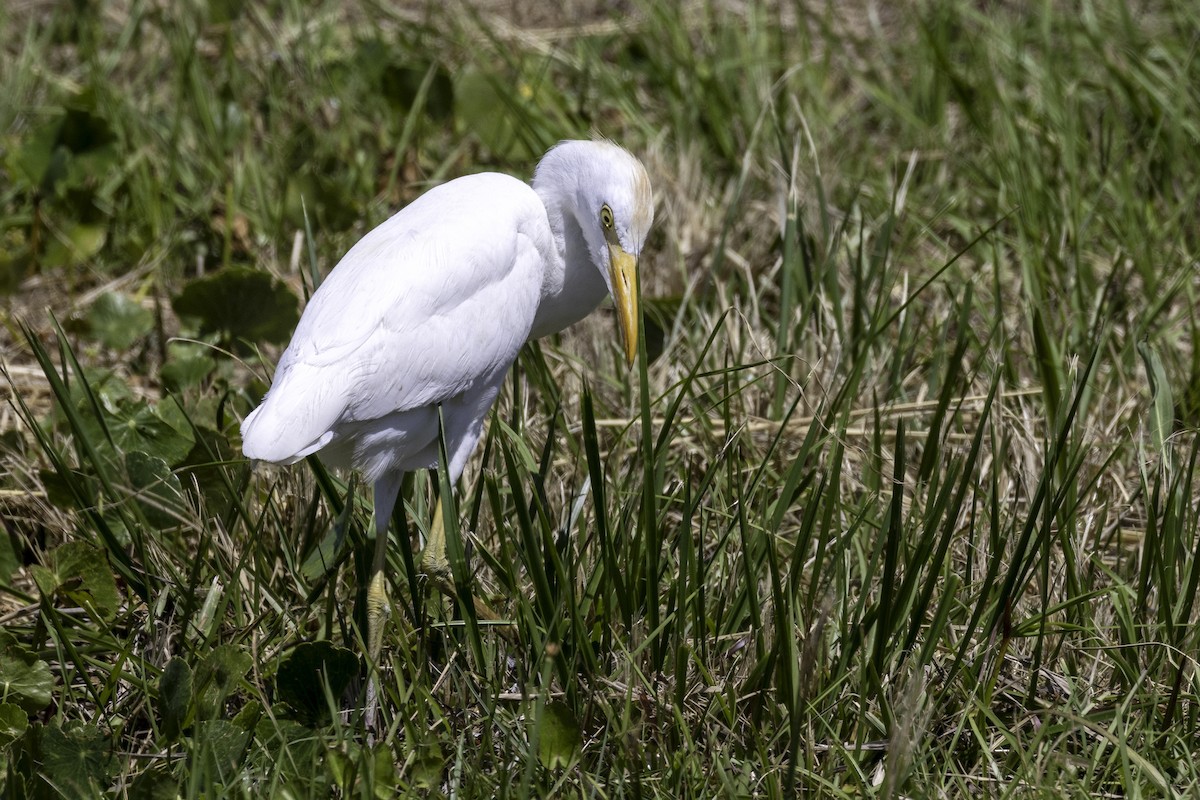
89 368 134 408
283 170 360 232
86 292 154 352
160 342 217 392
101 511 132 547
328 743 399 796
172 267 299 347
0 429 25 456
536 701 581 769
30 565 66 609
110 397 196 466
46 99 120 197
194 645 252 719
125 451 187 529
4 116 59 189
193 719 250 776
39 468 80 510
252 719 326 783
32 541 122 621
276 641 358 725
43 221 107 267
326 746 351 788
40 721 113 799
176 426 237 509
127 766 178 800
0 702 27 747
300 500 354 583
56 102 118 158
58 367 132 421
0 97 116 195
158 658 192 740
63 374 195 466
409 738 442 790
231 699 261 729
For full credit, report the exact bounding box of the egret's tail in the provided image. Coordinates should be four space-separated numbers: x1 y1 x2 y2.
240 373 339 464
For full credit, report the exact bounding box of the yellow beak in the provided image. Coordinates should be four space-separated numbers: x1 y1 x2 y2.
607 243 639 367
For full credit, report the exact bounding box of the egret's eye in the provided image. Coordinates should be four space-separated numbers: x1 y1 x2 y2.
600 204 614 230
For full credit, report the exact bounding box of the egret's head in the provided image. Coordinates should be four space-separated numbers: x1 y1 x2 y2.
536 140 654 366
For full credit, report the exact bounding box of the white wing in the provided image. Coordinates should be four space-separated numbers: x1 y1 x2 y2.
242 173 550 464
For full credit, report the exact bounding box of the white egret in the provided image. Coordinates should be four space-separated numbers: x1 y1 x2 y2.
241 139 653 728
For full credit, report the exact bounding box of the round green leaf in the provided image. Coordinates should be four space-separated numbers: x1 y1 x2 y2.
57 101 118 158
194 719 250 777
40 721 113 797
127 765 178 800
0 702 29 747
176 426 237 509
5 113 60 188
409 738 443 790
125 451 187 529
86 292 154 352
195 645 252 719
109 396 195 466
0 247 33 296
160 343 217 392
276 642 358 725
252 719 326 783
172 267 299 347
43 221 107 267
283 168 360 232
207 0 245 24
536 701 581 769
37 541 121 622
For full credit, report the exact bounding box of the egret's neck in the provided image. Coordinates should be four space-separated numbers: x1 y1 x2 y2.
528 176 607 340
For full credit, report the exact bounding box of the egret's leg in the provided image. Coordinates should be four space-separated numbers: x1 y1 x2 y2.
419 380 491 585
365 470 402 735
418 376 512 628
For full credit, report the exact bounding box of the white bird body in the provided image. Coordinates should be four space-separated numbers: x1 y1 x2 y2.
241 139 652 732
242 172 552 481
243 141 652 488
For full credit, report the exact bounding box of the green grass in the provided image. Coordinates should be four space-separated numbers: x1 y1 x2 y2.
2 0 1200 796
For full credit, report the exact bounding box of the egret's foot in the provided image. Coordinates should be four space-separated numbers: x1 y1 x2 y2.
419 547 453 588
419 539 515 639
420 500 515 638
419 538 472 606
431 578 517 641
418 496 457 600
364 569 390 739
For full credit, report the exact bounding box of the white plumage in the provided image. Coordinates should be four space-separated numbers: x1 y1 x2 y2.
243 141 652 488
241 173 548 482
240 141 653 727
